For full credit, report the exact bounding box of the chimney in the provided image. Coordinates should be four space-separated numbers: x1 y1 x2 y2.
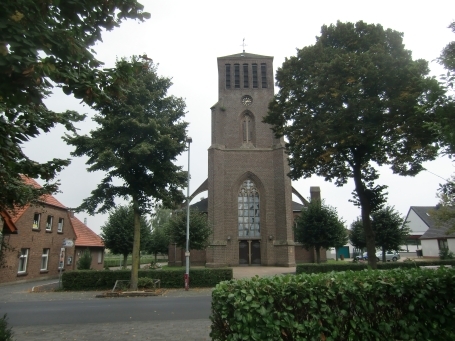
310 187 321 201
84 218 87 225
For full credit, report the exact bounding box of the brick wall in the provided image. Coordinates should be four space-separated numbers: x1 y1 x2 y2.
1 205 76 284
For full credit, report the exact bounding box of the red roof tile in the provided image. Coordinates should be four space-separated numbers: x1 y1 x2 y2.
8 177 67 223
71 216 104 247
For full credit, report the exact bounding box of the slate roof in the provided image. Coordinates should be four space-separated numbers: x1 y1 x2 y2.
71 216 104 247
190 198 305 212
410 206 455 239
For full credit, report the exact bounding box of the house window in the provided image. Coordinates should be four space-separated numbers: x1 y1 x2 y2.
58 218 64 233
46 215 53 231
41 248 50 271
238 180 260 237
252 63 258 88
225 64 231 88
18 248 29 273
234 64 240 88
67 256 72 265
243 63 249 88
438 239 448 249
261 63 267 88
33 213 41 230
98 251 103 264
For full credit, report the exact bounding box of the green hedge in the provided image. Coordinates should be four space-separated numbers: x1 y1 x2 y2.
211 268 455 340
296 259 455 274
62 268 232 290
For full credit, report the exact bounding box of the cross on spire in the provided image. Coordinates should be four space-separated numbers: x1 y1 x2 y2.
241 38 247 53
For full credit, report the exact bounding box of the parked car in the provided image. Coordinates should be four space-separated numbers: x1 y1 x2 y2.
355 251 400 261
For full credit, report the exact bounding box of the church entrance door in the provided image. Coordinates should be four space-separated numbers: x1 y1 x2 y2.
238 240 261 265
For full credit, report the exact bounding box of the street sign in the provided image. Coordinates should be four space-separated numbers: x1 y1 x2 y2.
62 239 74 247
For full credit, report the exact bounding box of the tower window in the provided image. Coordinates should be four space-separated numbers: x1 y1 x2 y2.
238 180 260 237
261 63 267 88
225 64 231 88
242 113 253 143
243 64 249 88
252 64 258 88
234 64 240 88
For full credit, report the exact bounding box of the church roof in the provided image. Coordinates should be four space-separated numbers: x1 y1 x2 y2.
218 52 273 59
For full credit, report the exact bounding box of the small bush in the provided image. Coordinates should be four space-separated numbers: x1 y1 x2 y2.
439 247 454 260
0 314 14 341
77 249 92 270
138 277 159 289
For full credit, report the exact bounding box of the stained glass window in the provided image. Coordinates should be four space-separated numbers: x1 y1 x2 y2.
238 180 260 237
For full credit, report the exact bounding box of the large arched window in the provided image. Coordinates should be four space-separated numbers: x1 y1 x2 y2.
238 180 260 237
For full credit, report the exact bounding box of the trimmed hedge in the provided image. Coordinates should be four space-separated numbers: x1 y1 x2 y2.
211 268 455 340
62 268 232 290
296 259 455 274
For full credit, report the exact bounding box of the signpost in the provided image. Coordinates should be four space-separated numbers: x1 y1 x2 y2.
59 239 74 289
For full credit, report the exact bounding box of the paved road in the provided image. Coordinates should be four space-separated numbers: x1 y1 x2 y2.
0 267 296 340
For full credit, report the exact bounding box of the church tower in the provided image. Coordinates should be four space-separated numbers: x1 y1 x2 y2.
205 52 296 267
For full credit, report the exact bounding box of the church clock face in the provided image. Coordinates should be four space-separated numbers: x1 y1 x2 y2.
241 95 253 106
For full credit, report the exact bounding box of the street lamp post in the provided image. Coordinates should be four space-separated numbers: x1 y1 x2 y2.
184 137 192 291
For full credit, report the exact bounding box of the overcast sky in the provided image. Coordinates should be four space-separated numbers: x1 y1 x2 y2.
24 0 455 234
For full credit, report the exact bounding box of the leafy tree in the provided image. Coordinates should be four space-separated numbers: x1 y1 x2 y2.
0 0 149 212
264 21 445 268
64 57 188 290
295 200 346 263
372 206 410 261
147 208 172 262
349 218 367 250
167 209 212 251
77 249 92 270
101 205 151 268
431 176 455 233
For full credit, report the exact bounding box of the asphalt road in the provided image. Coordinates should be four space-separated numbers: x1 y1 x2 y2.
1 295 212 326
0 281 213 340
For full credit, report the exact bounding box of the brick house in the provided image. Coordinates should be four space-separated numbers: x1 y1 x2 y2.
0 178 104 284
70 213 104 270
169 51 324 267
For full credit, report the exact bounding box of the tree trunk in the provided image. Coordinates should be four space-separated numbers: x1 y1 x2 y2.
130 198 141 290
382 246 386 262
122 253 128 269
315 246 321 264
335 247 339 261
352 164 377 269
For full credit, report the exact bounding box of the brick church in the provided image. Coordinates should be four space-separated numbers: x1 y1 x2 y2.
168 51 323 267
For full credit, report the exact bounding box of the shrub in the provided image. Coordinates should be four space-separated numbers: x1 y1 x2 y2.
0 314 14 341
77 249 92 270
62 268 232 290
439 247 454 260
211 268 455 340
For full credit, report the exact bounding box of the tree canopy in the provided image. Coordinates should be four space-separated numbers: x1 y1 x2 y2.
0 0 149 212
101 205 151 268
294 200 346 263
64 57 188 289
371 206 410 261
147 208 172 261
349 218 367 250
167 209 212 251
264 21 445 268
